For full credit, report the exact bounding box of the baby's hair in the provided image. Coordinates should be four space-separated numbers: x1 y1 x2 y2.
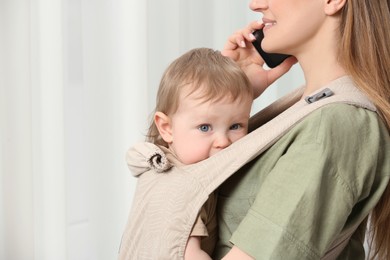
147 47 253 146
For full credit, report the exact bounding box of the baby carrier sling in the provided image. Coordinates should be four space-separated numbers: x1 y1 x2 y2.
118 76 376 260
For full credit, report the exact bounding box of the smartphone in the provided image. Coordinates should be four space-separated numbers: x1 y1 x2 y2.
252 29 291 68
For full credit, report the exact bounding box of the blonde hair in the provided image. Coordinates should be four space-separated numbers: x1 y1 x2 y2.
339 0 390 259
146 48 253 147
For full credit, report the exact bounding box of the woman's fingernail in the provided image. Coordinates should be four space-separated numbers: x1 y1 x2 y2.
249 34 256 41
240 41 246 48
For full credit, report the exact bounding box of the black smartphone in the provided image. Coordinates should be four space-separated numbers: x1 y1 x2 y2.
252 29 291 68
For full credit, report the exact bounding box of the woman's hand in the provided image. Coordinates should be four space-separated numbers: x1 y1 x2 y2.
221 21 297 99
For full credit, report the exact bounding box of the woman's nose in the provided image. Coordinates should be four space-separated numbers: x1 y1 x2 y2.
249 0 268 11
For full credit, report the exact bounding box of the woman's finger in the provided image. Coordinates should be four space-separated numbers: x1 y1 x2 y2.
267 56 298 85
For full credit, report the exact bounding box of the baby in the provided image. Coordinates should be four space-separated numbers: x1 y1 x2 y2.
119 47 253 260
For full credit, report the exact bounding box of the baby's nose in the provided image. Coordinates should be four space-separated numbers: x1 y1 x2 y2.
214 134 232 149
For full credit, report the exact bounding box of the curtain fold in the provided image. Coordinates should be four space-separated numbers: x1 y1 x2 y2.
1 1 36 259
1 0 149 259
34 0 67 259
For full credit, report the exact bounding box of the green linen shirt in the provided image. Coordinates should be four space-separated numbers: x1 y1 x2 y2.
214 104 390 260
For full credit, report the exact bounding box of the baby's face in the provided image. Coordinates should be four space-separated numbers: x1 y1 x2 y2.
168 89 253 164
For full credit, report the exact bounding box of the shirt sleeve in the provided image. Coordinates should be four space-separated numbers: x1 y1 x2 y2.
190 192 218 237
232 143 353 259
190 212 209 237
230 105 383 259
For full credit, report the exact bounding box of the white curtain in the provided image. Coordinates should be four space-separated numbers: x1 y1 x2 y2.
0 0 303 259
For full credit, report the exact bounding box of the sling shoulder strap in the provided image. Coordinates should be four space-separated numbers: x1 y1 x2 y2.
120 76 377 260
184 76 376 194
181 76 376 259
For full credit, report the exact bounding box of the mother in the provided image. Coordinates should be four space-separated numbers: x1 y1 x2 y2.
214 0 390 259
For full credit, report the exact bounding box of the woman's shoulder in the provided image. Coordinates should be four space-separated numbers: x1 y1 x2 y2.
290 103 389 146
281 103 390 179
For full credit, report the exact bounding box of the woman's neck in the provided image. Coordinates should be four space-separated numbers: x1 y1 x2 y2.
299 55 347 98
297 18 347 98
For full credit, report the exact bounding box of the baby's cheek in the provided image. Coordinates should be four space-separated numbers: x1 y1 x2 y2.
232 132 247 142
185 147 210 164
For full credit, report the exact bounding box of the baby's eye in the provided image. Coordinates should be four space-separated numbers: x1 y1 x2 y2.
198 124 211 132
230 123 242 130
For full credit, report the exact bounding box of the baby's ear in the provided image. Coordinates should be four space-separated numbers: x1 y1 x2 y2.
154 111 173 144
324 0 347 15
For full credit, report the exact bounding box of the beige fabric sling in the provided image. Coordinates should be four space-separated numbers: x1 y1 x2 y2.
118 76 376 260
